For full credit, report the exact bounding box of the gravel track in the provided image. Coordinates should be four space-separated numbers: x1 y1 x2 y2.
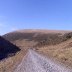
14 49 72 72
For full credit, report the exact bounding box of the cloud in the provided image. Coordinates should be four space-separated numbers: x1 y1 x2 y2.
11 27 18 31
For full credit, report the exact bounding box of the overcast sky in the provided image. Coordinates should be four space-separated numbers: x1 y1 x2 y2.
0 0 72 35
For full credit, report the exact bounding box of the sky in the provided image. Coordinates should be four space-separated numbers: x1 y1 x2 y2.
0 0 72 35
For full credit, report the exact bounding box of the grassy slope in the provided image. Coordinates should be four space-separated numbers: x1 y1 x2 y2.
0 29 72 72
37 39 72 68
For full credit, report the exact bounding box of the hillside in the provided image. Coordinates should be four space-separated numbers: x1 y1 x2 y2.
0 29 72 72
0 36 20 72
3 30 72 46
0 36 20 60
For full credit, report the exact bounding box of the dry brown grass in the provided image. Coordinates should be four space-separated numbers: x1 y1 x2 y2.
0 29 72 72
0 39 37 72
36 39 72 68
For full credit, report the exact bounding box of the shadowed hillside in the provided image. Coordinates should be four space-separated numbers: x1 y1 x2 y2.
3 31 72 47
0 36 20 60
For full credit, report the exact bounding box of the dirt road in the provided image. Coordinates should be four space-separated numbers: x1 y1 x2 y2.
14 49 72 72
